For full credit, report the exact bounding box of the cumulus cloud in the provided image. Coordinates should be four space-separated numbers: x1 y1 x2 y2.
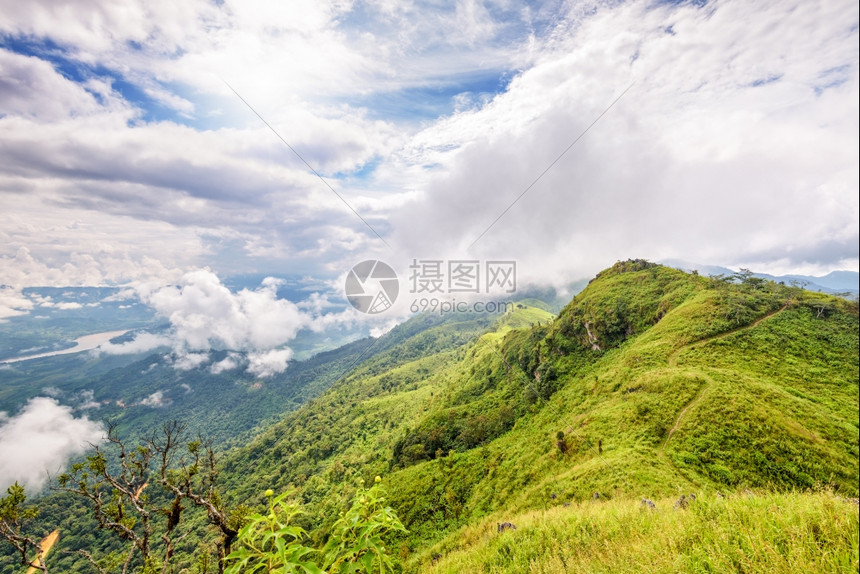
171 352 210 371
0 0 547 291
388 0 859 281
0 285 33 321
97 332 172 355
77 390 101 410
37 300 84 310
0 245 187 293
0 397 104 492
210 352 243 375
138 270 307 376
125 270 388 376
247 348 293 378
139 391 168 408
0 49 107 120
0 0 855 312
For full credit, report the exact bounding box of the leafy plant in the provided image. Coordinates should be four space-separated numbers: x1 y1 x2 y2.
322 478 407 574
225 479 407 574
224 490 321 574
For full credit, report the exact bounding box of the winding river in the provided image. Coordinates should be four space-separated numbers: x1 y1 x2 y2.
0 330 130 364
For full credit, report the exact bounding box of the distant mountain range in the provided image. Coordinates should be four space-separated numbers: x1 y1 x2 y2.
662 260 859 296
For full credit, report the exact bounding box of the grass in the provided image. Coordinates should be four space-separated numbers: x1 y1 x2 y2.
418 490 860 574
383 264 858 557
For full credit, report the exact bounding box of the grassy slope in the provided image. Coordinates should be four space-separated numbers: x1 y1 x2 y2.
398 263 858 571
218 261 857 574
423 490 859 574
221 312 505 506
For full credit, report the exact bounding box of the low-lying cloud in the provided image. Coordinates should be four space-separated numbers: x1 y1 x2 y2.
0 397 104 492
139 391 168 408
97 332 172 355
131 270 309 377
0 285 33 321
247 349 293 378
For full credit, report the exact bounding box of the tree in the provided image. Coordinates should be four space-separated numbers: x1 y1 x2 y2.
2 420 410 573
0 482 48 573
49 421 239 574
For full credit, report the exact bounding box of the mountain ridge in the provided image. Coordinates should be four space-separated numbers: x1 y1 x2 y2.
212 260 858 571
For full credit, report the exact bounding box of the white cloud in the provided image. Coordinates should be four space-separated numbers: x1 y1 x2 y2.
0 285 33 321
369 318 399 338
0 0 854 308
0 49 106 120
247 348 293 378
139 269 308 376
0 0 539 288
388 0 860 282
210 352 243 374
171 352 210 371
139 390 168 407
128 270 384 376
0 244 188 292
0 397 104 492
77 390 100 410
97 332 171 355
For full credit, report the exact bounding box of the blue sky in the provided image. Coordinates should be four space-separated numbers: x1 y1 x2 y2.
0 0 857 318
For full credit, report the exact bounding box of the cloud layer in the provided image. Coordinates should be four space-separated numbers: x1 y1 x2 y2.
114 270 373 376
388 0 859 282
0 397 104 492
0 0 856 295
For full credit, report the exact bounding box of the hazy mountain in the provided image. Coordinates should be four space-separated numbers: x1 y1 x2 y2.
662 259 859 296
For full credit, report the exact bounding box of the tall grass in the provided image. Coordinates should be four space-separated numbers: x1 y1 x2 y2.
419 490 859 574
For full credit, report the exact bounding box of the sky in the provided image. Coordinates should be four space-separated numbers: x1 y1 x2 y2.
0 0 856 295
0 0 858 491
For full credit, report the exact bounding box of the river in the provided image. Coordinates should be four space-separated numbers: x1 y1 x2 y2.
0 330 131 364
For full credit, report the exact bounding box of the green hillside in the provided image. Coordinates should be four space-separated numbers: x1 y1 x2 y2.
422 489 859 574
2 261 857 572
213 260 858 571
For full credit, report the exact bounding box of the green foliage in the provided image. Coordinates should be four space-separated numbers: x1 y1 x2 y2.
0 482 44 570
323 479 407 573
3 261 857 574
392 405 516 466
211 266 857 568
225 481 406 574
224 490 322 574
0 483 38 523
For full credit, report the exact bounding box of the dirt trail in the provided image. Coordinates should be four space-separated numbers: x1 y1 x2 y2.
667 305 787 368
661 374 709 451
660 304 788 451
